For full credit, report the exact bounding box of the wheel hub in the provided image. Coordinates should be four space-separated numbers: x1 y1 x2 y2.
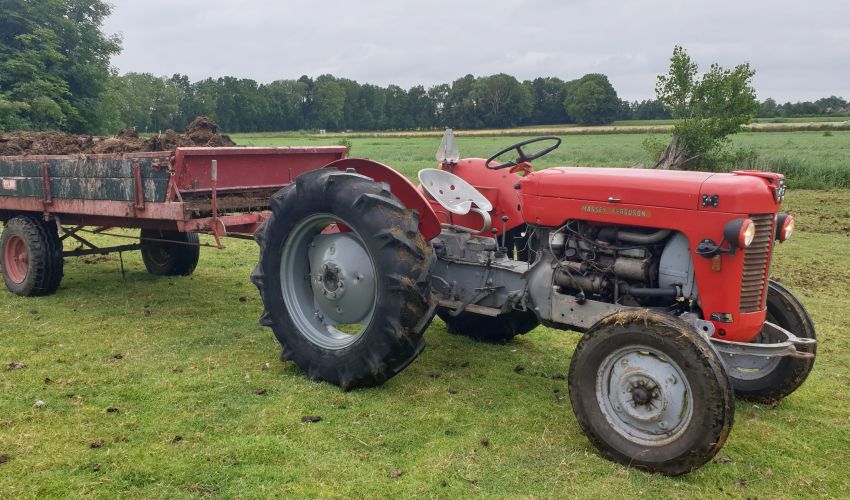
279 213 378 351
596 346 693 446
320 264 344 297
3 235 29 284
630 379 658 407
308 234 375 325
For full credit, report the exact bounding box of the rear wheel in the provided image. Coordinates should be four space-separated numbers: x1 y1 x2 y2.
569 311 734 476
0 215 63 296
252 168 436 390
140 229 200 276
725 280 816 403
437 308 538 342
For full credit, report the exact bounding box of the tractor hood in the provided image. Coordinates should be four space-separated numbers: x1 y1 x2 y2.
521 167 782 214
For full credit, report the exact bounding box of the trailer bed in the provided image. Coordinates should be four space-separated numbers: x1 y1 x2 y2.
0 146 347 233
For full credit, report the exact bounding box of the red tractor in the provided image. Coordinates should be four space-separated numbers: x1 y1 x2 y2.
251 130 815 475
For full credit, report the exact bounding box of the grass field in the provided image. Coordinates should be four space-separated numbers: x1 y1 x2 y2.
233 130 850 189
1 140 850 496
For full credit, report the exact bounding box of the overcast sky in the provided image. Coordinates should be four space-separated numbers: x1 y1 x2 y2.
103 0 850 102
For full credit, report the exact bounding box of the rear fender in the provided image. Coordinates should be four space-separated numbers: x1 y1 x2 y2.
326 158 441 240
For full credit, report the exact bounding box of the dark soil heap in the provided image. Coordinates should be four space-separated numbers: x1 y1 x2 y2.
0 116 236 156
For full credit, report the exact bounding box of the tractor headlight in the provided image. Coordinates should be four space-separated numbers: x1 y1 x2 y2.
776 213 794 242
723 218 755 249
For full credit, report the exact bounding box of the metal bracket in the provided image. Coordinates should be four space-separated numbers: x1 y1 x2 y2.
41 162 52 219
709 321 816 359
701 194 719 208
132 162 145 211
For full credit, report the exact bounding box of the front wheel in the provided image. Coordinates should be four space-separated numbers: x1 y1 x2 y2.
252 168 436 390
569 311 734 476
725 280 816 403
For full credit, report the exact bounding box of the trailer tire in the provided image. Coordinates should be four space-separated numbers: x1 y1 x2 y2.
437 308 538 342
252 168 436 390
1 215 64 296
569 311 734 476
140 229 200 276
726 280 816 403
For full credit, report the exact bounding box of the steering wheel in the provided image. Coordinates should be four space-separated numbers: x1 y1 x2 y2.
485 136 562 170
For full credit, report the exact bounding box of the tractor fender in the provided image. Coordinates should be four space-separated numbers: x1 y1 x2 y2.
326 158 441 240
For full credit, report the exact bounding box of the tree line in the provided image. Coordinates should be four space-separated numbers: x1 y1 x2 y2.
94 72 668 134
757 96 850 118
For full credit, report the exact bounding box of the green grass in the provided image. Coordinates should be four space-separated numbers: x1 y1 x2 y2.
233 130 850 189
2 194 850 494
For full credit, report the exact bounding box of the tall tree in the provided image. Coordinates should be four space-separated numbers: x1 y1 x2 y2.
528 77 570 124
471 74 531 128
653 46 758 170
262 79 308 131
313 75 345 130
444 74 481 129
0 0 121 132
563 73 620 125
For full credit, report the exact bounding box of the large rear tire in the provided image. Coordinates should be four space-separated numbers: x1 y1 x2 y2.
252 168 436 390
140 229 200 276
0 216 63 296
437 308 538 342
725 280 816 403
568 311 734 476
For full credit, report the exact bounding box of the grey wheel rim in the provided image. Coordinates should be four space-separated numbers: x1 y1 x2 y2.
280 213 377 350
595 345 694 446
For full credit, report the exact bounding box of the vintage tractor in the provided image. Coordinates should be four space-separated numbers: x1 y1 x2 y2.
251 130 816 475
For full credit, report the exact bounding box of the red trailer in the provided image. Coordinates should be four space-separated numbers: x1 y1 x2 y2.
0 146 346 295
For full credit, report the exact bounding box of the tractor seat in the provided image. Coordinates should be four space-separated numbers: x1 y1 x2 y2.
418 168 492 232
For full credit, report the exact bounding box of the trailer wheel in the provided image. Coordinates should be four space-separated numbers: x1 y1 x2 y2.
437 309 538 342
252 168 436 390
140 229 200 276
569 311 734 476
0 216 64 296
725 280 816 403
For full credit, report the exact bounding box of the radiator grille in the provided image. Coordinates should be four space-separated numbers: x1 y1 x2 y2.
739 214 774 312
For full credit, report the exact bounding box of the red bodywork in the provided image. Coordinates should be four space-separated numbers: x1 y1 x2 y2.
327 158 441 240
420 158 527 235
418 159 784 343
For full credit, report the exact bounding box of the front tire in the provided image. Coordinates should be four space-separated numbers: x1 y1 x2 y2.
1 216 63 296
252 168 436 390
568 311 734 476
140 229 200 276
726 280 816 403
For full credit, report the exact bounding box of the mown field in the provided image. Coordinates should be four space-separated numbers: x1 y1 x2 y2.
1 134 850 497
234 129 850 189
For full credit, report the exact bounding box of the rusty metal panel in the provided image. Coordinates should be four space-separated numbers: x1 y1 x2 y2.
172 147 346 196
0 156 170 202
0 177 42 197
